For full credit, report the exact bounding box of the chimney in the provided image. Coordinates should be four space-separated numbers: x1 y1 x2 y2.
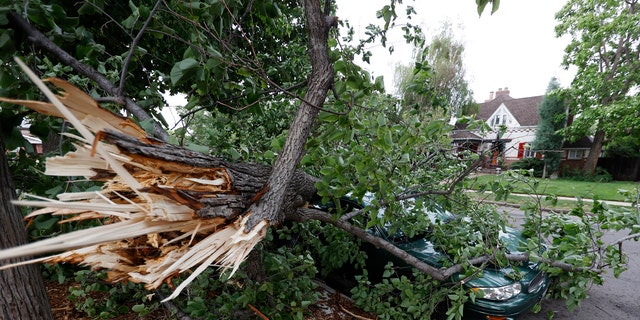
495 87 510 97
488 91 494 101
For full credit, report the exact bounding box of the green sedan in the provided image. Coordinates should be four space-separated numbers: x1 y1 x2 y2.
315 195 549 320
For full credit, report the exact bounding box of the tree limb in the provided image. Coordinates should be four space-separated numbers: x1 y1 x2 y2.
6 11 169 141
243 0 335 231
118 0 164 97
296 207 604 283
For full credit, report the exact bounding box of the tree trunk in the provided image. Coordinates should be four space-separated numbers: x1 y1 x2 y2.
583 129 605 174
244 0 334 230
0 134 53 320
42 127 62 154
99 129 319 220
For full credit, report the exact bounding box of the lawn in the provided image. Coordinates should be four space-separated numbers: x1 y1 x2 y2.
466 174 639 202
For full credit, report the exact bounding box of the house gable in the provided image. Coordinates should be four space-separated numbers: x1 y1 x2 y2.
487 103 520 128
478 95 543 128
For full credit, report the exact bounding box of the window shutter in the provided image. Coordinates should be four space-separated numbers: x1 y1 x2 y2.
517 142 525 158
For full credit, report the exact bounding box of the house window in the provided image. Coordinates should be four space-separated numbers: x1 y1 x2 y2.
517 142 534 159
492 114 508 126
489 113 511 127
567 149 584 160
524 147 534 158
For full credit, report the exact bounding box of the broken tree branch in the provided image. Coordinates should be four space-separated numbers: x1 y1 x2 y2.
6 11 169 141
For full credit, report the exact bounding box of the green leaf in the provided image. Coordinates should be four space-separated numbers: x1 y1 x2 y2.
0 31 13 52
228 148 241 160
139 118 155 135
374 75 385 91
185 143 209 153
131 304 146 313
170 58 200 86
34 216 59 231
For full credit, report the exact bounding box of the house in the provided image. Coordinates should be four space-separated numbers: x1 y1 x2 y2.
452 87 591 172
18 123 43 154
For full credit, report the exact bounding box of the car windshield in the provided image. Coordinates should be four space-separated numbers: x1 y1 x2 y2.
368 196 457 242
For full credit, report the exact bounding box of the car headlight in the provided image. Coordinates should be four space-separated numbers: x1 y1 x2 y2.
470 283 521 301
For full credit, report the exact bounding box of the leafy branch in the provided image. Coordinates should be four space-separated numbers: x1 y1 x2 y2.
6 11 169 141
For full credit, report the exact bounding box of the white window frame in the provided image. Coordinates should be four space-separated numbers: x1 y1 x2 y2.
523 147 535 158
567 149 584 160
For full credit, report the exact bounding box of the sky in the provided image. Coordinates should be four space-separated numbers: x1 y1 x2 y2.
335 0 574 102
165 1 574 124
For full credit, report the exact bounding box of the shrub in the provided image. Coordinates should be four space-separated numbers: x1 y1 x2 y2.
559 166 612 182
509 158 544 177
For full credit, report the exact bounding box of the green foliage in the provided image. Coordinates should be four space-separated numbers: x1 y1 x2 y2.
603 135 640 158
178 102 293 162
167 243 320 320
54 235 321 320
533 78 565 177
475 0 501 16
486 171 637 314
509 158 544 178
559 166 612 182
556 0 640 172
68 270 160 318
394 22 474 118
306 91 476 230
429 202 510 266
4 1 636 319
350 266 452 320
277 220 367 278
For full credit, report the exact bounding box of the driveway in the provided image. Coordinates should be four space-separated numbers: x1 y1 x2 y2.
499 206 640 320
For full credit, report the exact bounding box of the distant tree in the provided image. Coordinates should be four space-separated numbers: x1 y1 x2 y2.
395 22 475 118
556 0 640 174
604 136 640 158
533 78 565 178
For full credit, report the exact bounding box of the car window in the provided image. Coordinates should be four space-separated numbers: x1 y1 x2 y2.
373 197 457 243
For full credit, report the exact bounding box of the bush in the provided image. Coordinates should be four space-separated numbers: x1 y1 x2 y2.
559 166 612 182
508 158 544 177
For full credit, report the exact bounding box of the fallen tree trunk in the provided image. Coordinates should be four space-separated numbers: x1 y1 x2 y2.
0 63 311 301
97 129 319 221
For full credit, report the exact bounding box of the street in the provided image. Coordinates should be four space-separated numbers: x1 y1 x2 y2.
498 206 640 320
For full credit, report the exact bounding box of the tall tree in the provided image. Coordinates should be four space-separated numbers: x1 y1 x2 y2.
395 22 475 118
533 78 565 178
0 132 53 320
556 0 640 174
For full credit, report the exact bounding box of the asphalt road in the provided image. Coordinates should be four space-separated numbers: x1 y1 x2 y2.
499 206 640 320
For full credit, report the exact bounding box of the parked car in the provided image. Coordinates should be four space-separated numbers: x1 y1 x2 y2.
312 194 549 320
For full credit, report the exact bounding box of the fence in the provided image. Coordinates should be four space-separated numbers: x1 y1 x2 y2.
597 157 640 181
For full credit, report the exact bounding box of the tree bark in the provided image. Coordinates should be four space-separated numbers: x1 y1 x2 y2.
99 130 318 220
583 129 605 174
0 134 53 320
42 127 62 154
244 0 334 230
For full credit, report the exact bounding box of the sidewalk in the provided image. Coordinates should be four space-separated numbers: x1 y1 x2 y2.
469 190 635 210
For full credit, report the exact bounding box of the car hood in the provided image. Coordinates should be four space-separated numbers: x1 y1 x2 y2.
396 225 536 287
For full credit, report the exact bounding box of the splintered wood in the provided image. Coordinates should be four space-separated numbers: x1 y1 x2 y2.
0 59 269 301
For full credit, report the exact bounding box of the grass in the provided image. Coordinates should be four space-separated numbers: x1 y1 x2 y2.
465 174 639 203
468 192 599 211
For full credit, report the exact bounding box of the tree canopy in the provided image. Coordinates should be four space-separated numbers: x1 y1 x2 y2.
394 22 476 119
556 0 640 174
533 78 565 177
